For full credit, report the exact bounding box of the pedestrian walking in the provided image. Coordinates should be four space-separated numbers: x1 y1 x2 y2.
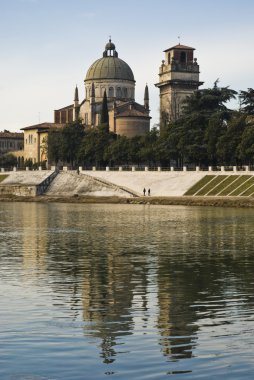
143 188 146 196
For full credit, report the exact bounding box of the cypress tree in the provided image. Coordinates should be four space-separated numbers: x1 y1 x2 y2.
101 90 109 126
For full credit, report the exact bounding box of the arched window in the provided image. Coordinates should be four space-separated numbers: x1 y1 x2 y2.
116 87 122 98
108 87 114 97
101 87 106 97
168 52 171 64
123 88 127 98
180 51 186 63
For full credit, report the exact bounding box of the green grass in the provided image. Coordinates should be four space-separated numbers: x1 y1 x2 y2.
184 175 216 195
220 176 252 196
195 175 228 195
206 175 240 196
0 175 8 183
243 185 254 196
229 176 254 196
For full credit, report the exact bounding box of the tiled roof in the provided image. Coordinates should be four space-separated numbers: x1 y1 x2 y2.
54 104 73 111
21 123 65 131
164 44 195 52
116 108 150 118
0 132 24 139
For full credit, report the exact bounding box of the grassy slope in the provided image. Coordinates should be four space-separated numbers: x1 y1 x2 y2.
0 175 8 183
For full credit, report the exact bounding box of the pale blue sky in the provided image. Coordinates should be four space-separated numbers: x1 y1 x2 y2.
1 0 254 131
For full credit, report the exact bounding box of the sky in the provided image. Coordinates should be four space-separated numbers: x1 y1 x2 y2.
1 0 254 132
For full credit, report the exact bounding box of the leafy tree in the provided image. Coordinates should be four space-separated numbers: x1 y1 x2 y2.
205 112 228 165
139 127 160 165
216 115 246 165
47 129 62 165
104 136 131 165
61 120 85 167
0 153 17 168
237 124 254 164
78 127 115 167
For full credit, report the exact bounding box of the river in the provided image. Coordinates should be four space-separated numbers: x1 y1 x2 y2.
1 202 254 379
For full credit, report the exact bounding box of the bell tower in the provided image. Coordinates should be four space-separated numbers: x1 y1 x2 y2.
155 43 203 132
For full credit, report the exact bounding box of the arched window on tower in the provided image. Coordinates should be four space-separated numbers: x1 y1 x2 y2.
109 87 114 97
180 51 186 64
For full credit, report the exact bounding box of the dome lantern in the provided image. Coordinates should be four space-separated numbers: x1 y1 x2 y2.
104 38 118 57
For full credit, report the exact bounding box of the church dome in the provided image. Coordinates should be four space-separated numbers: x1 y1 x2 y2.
85 40 135 82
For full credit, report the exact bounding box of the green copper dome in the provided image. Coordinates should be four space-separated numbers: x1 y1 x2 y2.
85 40 135 82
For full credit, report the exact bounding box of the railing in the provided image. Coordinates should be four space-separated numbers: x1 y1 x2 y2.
1 165 253 173
36 169 59 195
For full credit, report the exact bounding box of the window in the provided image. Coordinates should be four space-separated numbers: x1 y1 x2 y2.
168 52 171 64
116 87 122 98
180 51 186 63
109 87 114 97
123 88 127 98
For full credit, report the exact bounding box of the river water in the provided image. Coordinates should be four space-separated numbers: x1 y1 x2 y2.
1 202 254 379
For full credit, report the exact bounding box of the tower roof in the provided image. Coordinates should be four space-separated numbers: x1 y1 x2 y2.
164 44 195 52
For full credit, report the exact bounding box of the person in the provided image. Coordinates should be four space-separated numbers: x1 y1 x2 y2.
143 188 146 196
148 188 150 196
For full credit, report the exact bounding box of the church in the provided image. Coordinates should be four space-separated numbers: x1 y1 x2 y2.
18 39 202 165
20 39 151 164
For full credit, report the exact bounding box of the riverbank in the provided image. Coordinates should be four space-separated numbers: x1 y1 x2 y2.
1 194 254 208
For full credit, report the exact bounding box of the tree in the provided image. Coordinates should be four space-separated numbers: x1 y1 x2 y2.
0 153 17 168
78 127 116 167
239 88 254 115
104 136 130 165
47 128 63 165
100 90 109 132
216 115 246 165
61 121 85 167
237 124 254 164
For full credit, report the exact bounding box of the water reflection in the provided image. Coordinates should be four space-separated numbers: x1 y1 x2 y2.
1 203 254 379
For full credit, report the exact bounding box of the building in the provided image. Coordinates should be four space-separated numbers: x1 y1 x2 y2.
55 39 151 138
20 39 151 164
0 130 24 154
155 43 203 131
21 123 64 164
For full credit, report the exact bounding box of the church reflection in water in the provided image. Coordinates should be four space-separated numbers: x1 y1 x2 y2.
15 203 254 365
